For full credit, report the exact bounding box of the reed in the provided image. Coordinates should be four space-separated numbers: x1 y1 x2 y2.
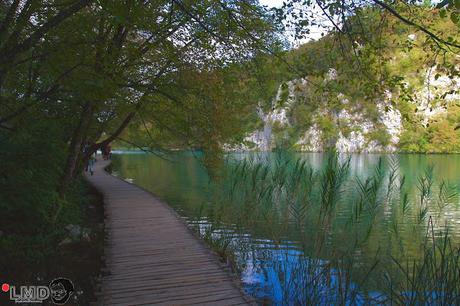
197 151 459 305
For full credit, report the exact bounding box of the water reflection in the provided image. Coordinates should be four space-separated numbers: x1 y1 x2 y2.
112 152 460 304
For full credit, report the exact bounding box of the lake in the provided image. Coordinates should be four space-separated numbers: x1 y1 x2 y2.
111 151 460 305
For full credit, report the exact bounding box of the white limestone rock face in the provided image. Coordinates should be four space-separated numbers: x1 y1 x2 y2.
413 67 460 126
225 107 272 152
336 109 372 153
228 66 457 153
293 88 403 153
296 124 322 152
378 99 402 152
241 79 306 151
238 75 404 152
336 131 366 153
245 129 271 151
244 106 274 151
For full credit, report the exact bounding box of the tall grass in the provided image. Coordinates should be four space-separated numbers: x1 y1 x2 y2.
198 151 460 305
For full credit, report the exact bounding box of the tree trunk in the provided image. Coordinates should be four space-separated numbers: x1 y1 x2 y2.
58 102 93 198
84 107 140 159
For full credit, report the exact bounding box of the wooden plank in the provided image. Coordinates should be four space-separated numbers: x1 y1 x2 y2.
86 159 251 305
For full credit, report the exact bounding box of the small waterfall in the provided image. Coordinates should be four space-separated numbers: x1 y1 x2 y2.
257 107 272 151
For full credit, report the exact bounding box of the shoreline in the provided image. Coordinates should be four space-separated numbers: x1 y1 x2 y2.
86 159 253 305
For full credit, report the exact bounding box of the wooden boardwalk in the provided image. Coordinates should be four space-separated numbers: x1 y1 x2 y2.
86 159 250 305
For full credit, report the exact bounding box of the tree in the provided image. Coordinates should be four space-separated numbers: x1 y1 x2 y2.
0 0 278 224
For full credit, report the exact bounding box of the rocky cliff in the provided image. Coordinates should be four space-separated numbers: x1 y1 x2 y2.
233 66 459 153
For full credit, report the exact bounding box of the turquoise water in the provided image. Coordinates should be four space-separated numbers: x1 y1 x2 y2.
112 152 460 304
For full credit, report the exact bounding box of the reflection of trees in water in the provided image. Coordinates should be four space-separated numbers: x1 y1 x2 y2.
207 152 460 304
114 152 460 304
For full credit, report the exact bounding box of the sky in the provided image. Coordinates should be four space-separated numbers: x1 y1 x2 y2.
259 0 330 45
260 0 284 7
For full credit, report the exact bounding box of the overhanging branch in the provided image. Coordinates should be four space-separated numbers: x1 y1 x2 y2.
372 0 460 50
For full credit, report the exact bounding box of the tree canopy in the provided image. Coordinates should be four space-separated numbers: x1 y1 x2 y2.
0 1 459 266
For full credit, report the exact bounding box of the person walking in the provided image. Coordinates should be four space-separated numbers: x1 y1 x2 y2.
88 152 95 175
107 143 112 160
83 142 96 175
101 144 107 160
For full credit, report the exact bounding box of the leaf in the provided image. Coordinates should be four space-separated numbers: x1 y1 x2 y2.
451 11 459 24
455 0 460 9
440 9 447 18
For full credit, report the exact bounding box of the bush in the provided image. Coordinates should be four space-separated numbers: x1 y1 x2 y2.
427 120 460 153
399 126 429 152
366 126 391 146
0 120 87 269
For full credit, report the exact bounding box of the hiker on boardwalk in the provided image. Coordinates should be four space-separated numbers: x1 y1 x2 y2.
102 144 107 160
106 143 112 160
87 152 95 175
83 143 95 175
102 143 112 160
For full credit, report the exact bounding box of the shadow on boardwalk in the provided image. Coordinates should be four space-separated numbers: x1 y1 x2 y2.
85 159 250 305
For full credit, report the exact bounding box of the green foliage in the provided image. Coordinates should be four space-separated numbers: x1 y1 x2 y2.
399 109 460 153
367 127 391 146
237 5 460 153
0 121 65 230
427 120 460 152
0 120 88 264
204 152 460 304
399 124 430 152
290 103 314 131
317 115 338 147
276 82 290 108
0 0 284 273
